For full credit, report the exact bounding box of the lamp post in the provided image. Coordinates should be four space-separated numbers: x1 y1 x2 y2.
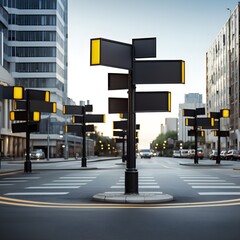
47 114 50 160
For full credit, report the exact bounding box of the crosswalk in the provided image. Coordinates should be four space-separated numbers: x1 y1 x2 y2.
179 174 240 196
110 175 162 194
3 174 99 196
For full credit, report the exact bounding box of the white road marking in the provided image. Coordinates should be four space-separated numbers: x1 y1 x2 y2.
4 192 69 196
199 192 240 196
192 186 240 189
3 177 40 180
26 186 80 189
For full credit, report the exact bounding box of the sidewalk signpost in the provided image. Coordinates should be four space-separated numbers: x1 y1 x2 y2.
91 37 185 194
10 89 57 172
63 103 105 167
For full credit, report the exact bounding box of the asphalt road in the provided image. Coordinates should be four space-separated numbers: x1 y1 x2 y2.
0 157 240 240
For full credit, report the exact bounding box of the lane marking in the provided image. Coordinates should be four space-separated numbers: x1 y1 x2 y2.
188 183 236 185
199 192 240 196
3 177 40 180
43 183 87 186
0 196 240 209
4 192 69 196
53 180 92 182
0 184 14 186
184 180 226 182
180 177 219 179
0 180 27 183
60 177 97 179
192 186 240 189
25 186 80 189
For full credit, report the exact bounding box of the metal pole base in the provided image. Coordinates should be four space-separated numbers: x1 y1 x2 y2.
81 157 87 167
24 161 32 173
125 170 138 194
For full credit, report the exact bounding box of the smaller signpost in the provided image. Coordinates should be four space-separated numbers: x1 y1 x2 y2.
63 103 105 168
10 89 57 173
183 107 209 164
0 86 24 169
210 109 230 164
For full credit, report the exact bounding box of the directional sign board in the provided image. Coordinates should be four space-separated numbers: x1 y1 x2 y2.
113 120 140 130
30 101 56 113
113 131 125 137
0 86 24 100
12 122 39 133
10 111 40 121
134 60 185 84
109 92 171 113
90 38 132 70
188 130 205 137
214 130 229 137
14 100 27 110
63 105 84 115
108 73 129 90
132 38 156 58
72 114 105 124
27 89 50 102
66 124 95 135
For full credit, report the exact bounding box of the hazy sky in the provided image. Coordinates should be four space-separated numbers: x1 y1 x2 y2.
68 0 237 149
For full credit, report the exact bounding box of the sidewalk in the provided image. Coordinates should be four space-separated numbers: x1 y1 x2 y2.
0 156 121 174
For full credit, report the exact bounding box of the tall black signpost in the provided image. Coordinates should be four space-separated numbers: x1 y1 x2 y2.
11 89 57 173
0 86 24 169
91 37 185 194
183 108 206 164
63 104 105 168
210 109 230 164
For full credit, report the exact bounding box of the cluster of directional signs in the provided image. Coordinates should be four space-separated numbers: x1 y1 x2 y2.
0 86 56 172
90 37 185 194
183 107 230 164
63 104 105 167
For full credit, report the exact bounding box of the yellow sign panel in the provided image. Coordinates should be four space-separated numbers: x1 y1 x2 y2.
181 61 185 84
10 111 15 121
33 112 40 121
168 92 171 112
45 91 50 102
52 102 57 113
13 86 24 100
91 39 101 65
221 109 230 118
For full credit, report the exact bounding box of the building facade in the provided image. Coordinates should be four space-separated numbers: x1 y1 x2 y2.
206 3 239 150
0 0 93 158
178 93 205 142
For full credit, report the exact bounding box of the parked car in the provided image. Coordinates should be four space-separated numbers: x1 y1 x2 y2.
180 149 189 158
220 150 227 160
187 149 195 158
30 149 45 160
225 150 239 160
172 150 181 158
187 149 204 159
209 150 218 160
139 149 152 159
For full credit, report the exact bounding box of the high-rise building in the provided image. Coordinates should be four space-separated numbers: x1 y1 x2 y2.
206 3 239 150
0 0 69 158
178 93 205 142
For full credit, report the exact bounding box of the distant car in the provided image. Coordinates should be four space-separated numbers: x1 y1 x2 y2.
172 150 181 158
209 150 218 160
187 149 204 159
225 150 239 160
220 150 227 160
187 149 195 158
31 149 45 160
139 149 152 159
180 149 189 158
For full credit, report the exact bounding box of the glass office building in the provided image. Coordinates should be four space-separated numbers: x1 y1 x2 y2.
206 3 239 150
0 0 70 158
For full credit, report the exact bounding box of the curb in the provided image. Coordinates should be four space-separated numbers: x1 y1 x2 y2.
93 192 174 204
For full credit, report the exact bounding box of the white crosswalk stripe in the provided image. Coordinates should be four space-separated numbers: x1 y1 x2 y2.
179 175 240 196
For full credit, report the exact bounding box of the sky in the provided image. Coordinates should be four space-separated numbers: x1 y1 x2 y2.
68 0 238 149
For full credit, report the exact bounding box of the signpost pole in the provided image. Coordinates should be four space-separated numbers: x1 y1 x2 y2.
194 113 198 164
24 90 31 173
125 51 138 194
217 117 221 164
81 105 87 167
